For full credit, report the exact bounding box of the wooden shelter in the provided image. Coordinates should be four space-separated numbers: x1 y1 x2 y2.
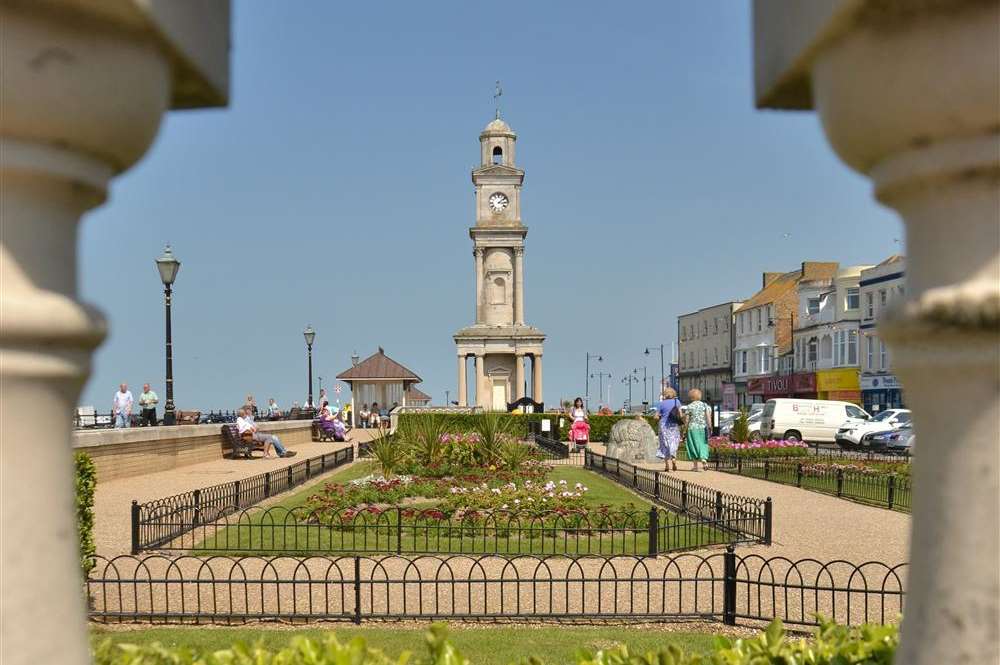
337 347 424 426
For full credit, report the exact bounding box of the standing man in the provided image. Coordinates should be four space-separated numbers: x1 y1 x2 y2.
112 383 133 428
267 398 281 421
138 383 158 426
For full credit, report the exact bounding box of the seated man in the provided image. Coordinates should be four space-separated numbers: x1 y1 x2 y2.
236 407 296 458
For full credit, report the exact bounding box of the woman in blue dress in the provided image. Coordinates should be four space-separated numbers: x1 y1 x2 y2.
656 387 683 471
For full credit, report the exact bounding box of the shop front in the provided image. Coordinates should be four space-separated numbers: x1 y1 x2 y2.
722 382 737 412
860 374 905 413
747 372 817 403
815 368 861 404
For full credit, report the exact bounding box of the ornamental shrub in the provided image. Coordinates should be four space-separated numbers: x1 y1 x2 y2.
92 619 898 665
709 436 810 459
729 408 751 444
75 451 97 577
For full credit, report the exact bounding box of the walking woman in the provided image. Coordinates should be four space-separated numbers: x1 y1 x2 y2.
568 397 590 449
684 388 711 471
656 388 684 471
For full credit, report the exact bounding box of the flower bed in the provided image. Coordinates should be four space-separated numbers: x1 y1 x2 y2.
799 460 911 479
709 436 809 458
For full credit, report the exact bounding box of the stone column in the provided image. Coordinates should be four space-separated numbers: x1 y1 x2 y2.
514 353 525 400
457 355 467 406
514 247 525 325
0 4 229 665
474 248 485 323
754 3 998 663
532 354 543 403
474 353 486 408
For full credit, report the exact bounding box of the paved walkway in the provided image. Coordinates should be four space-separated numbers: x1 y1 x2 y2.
583 442 910 565
93 429 378 556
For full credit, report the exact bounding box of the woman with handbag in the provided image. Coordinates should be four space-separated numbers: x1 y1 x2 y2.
656 387 684 471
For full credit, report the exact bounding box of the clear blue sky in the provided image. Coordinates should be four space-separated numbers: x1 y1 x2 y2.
79 1 902 411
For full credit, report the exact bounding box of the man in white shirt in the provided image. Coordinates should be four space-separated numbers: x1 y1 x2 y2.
236 407 296 458
112 383 133 428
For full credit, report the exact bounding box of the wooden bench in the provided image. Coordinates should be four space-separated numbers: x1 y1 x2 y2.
221 424 265 459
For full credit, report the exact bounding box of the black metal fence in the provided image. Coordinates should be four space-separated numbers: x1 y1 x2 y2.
529 434 586 466
86 550 907 627
144 505 740 557
131 447 355 553
712 456 911 512
583 450 772 544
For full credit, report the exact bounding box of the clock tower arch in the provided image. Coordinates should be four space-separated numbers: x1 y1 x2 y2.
454 115 545 410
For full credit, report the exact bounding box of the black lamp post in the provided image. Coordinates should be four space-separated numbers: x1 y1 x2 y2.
590 371 611 408
585 352 603 411
155 245 181 425
303 325 316 409
644 344 666 396
621 372 638 411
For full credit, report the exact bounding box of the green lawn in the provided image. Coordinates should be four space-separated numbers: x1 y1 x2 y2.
91 624 725 664
193 461 728 556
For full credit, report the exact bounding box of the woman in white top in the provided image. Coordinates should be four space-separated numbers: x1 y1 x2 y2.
568 397 590 447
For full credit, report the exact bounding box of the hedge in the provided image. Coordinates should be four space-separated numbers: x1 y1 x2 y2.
92 619 898 664
396 413 661 443
75 451 97 576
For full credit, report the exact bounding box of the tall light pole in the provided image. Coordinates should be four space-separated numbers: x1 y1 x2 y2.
303 325 316 409
590 371 611 408
645 344 666 397
155 245 180 426
585 352 603 410
621 372 638 411
639 366 648 404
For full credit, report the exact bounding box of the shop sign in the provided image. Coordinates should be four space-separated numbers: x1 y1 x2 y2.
860 374 901 390
747 375 791 396
816 368 860 392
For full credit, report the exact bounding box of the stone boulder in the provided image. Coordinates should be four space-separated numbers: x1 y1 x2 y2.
605 417 659 464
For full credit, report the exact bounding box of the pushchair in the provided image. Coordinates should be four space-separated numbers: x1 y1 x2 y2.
569 420 590 451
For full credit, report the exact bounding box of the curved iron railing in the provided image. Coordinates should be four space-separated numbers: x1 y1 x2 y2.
711 456 911 512
132 447 355 553
145 505 737 556
583 450 772 544
86 550 906 627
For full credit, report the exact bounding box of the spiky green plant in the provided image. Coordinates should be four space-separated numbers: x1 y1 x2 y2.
398 413 447 468
730 408 751 444
472 410 515 466
367 427 405 477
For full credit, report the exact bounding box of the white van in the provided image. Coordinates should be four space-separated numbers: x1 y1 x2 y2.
759 398 870 443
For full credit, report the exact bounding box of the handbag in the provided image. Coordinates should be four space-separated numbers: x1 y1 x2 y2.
667 399 684 425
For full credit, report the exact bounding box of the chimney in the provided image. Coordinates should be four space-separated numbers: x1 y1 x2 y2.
762 272 783 288
801 261 840 279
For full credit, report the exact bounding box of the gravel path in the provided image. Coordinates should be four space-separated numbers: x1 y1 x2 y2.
93 431 377 556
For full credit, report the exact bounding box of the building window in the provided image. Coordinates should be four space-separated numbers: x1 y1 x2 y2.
807 297 820 315
880 289 887 307
848 330 858 365
739 314 744 334
492 146 503 165
880 339 887 369
756 309 762 331
808 337 818 364
867 335 875 369
740 351 747 374
846 287 860 310
713 318 719 334
865 292 874 318
714 347 719 363
703 320 708 336
821 335 833 361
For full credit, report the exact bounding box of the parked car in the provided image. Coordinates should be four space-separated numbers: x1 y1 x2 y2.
869 422 915 455
759 398 871 443
835 408 912 450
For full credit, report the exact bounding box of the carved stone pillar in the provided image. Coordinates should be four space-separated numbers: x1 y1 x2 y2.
474 248 485 323
457 355 467 406
514 247 525 325
0 4 229 664
474 353 486 408
532 354 543 403
514 353 525 400
754 3 998 662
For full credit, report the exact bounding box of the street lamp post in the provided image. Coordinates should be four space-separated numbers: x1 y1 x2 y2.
303 325 316 409
155 245 181 426
640 366 648 404
585 352 603 411
644 344 666 396
590 371 611 408
621 372 638 411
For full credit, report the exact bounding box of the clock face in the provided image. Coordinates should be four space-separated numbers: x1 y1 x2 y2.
488 192 509 213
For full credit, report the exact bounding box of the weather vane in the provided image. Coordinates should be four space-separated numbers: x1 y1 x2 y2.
493 80 503 119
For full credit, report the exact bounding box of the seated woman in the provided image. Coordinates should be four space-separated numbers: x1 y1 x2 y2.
331 415 347 442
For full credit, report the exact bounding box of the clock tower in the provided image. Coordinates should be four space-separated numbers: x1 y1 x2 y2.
454 116 545 410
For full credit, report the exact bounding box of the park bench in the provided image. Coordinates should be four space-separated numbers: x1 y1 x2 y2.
220 424 265 459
